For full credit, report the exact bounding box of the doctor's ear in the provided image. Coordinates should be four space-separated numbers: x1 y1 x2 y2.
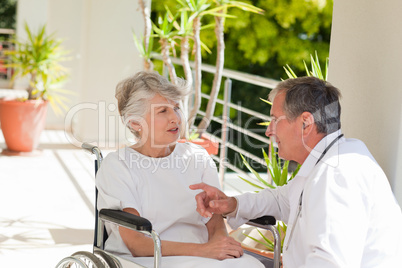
301 112 315 133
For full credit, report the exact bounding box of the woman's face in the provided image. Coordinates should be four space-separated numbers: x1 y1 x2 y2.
140 94 182 147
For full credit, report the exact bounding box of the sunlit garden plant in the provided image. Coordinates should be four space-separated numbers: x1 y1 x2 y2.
4 22 71 114
239 142 300 252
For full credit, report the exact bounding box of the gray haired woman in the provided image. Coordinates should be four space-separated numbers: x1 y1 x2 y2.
96 71 263 267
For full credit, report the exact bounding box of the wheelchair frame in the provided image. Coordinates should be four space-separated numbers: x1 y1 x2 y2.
55 143 281 268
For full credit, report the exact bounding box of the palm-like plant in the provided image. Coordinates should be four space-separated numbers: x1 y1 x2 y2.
132 30 154 72
239 143 300 190
283 51 328 80
177 0 216 129
5 23 70 114
134 0 263 137
152 11 180 84
239 142 300 252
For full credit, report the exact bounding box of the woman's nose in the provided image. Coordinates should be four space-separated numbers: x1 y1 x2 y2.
170 110 181 123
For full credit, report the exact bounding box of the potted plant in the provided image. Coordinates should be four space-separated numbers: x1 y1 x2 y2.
0 23 70 155
133 0 263 154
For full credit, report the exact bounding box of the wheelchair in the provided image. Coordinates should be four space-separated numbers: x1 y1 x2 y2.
55 143 281 268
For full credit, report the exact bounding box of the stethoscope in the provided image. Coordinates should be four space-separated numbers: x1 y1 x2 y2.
285 134 344 251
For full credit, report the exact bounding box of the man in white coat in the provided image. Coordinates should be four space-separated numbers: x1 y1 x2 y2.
190 76 402 268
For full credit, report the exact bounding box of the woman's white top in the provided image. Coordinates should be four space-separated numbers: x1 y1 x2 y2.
96 142 263 268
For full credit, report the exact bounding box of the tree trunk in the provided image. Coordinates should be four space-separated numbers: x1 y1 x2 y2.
180 36 192 129
28 72 36 99
188 17 202 130
160 38 177 84
197 14 225 135
138 0 153 70
143 59 154 71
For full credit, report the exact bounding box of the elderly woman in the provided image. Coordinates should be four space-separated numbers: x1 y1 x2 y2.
96 71 263 267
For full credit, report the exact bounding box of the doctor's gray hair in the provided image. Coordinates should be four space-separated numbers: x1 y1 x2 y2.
269 76 341 134
115 71 190 138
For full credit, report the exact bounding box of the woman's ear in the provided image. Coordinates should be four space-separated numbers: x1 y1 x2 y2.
129 120 142 132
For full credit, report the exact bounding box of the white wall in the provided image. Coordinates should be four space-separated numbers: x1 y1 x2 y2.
329 0 402 205
16 0 147 147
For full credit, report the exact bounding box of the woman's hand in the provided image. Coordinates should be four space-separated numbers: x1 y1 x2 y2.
199 235 244 260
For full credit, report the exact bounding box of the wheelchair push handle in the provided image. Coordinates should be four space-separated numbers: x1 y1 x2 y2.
82 143 103 168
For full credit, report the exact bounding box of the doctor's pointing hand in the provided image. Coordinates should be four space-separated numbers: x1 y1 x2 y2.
190 182 237 218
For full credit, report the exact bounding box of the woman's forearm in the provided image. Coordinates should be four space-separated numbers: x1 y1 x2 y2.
206 214 228 239
120 228 207 257
119 208 241 259
120 225 242 260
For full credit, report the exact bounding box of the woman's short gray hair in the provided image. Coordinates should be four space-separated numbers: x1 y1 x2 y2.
115 71 190 138
268 76 342 134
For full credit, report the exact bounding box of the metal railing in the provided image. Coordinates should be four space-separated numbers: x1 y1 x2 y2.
153 54 279 193
0 29 15 81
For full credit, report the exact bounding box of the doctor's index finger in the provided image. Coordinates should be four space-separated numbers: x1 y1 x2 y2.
189 182 209 191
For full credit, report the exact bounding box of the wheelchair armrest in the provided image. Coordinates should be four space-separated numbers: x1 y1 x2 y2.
246 216 281 268
248 216 276 226
98 209 162 267
99 209 152 232
247 216 276 229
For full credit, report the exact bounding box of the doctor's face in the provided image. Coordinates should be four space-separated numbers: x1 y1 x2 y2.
265 92 303 163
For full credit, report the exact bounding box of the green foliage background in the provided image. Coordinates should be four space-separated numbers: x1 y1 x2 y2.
151 0 333 80
0 0 17 41
0 0 17 28
151 0 333 171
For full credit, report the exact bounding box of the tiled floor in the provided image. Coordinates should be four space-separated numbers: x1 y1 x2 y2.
0 130 97 267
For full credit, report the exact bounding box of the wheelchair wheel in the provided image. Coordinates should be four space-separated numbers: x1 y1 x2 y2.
71 251 105 267
55 256 87 268
94 249 122 268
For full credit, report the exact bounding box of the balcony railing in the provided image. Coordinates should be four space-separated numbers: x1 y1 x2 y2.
0 29 15 82
153 55 280 193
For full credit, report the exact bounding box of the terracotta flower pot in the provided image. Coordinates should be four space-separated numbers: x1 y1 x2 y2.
0 99 48 153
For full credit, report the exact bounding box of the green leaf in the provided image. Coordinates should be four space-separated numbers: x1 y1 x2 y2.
200 40 212 54
238 176 267 190
279 160 289 186
257 228 274 247
242 233 273 251
259 97 272 106
240 154 273 188
303 60 310 76
290 164 301 180
132 32 145 56
262 147 275 183
283 64 298 78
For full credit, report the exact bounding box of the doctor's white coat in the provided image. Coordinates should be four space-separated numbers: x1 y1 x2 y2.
227 131 402 268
